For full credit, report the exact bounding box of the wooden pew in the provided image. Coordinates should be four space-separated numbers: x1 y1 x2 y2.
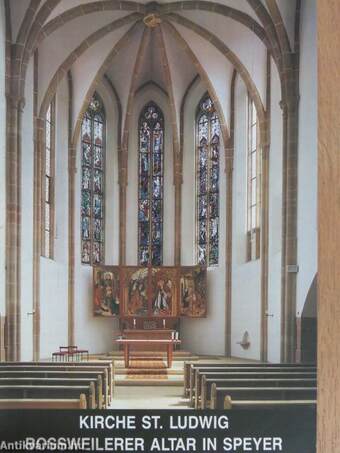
0 395 87 409
188 364 316 400
0 383 96 409
0 361 114 401
200 377 317 409
223 396 317 410
0 376 103 409
0 370 107 408
191 369 316 407
184 362 316 396
210 384 317 409
0 367 109 406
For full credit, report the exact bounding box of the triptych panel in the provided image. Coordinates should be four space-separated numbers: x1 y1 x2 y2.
93 266 207 319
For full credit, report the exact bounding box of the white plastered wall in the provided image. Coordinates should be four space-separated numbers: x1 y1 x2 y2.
126 85 175 267
0 1 6 315
180 79 227 356
231 76 261 360
296 0 317 317
74 80 120 354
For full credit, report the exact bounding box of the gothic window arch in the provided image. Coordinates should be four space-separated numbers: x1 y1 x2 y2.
81 93 105 265
138 102 164 266
196 94 220 266
246 93 261 261
42 97 56 259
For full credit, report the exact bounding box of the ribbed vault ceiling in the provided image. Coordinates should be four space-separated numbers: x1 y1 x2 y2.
7 0 298 143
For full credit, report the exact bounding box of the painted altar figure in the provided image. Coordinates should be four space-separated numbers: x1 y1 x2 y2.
180 267 207 317
126 268 148 316
153 279 169 314
152 270 174 316
93 269 120 316
103 272 120 315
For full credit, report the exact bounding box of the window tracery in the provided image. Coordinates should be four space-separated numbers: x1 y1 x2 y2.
138 102 164 266
81 94 105 265
196 94 220 266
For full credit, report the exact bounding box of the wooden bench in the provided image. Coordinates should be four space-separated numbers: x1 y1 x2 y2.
190 368 316 407
0 365 111 405
210 384 317 409
184 362 316 397
187 363 316 400
0 376 103 409
0 384 96 409
0 360 113 399
223 396 317 410
0 370 107 408
200 377 317 409
0 395 87 409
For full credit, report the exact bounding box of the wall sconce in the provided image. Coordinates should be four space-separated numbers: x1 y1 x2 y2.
237 331 251 350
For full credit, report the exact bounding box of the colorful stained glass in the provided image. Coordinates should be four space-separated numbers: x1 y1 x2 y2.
81 93 105 265
94 146 103 169
93 194 103 219
82 167 91 190
196 94 220 266
138 103 164 266
82 216 90 240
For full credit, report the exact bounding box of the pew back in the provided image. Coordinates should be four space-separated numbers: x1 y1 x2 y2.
210 384 317 409
200 377 317 409
0 383 96 409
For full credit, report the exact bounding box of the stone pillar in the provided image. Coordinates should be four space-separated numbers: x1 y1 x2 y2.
174 152 182 266
32 116 44 361
225 70 237 358
225 149 233 357
259 54 271 363
280 72 299 363
260 131 270 363
119 150 128 265
5 94 24 361
68 144 76 347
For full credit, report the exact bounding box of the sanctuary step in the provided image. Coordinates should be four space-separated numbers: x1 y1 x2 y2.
107 350 200 362
91 353 239 387
105 351 198 387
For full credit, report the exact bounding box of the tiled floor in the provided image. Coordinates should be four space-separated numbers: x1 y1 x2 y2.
109 385 189 409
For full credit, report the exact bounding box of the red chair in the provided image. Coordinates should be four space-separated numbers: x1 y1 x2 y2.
51 346 89 362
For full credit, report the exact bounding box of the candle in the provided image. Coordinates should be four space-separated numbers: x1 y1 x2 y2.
133 318 136 328
175 331 179 340
163 319 165 328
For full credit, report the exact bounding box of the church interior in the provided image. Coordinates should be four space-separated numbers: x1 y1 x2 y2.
0 0 322 415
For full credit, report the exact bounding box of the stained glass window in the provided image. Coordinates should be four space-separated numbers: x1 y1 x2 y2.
138 102 164 266
196 94 220 266
42 97 55 259
81 94 105 265
247 94 261 261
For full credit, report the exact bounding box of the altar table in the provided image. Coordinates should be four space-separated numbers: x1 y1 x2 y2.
114 338 181 368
